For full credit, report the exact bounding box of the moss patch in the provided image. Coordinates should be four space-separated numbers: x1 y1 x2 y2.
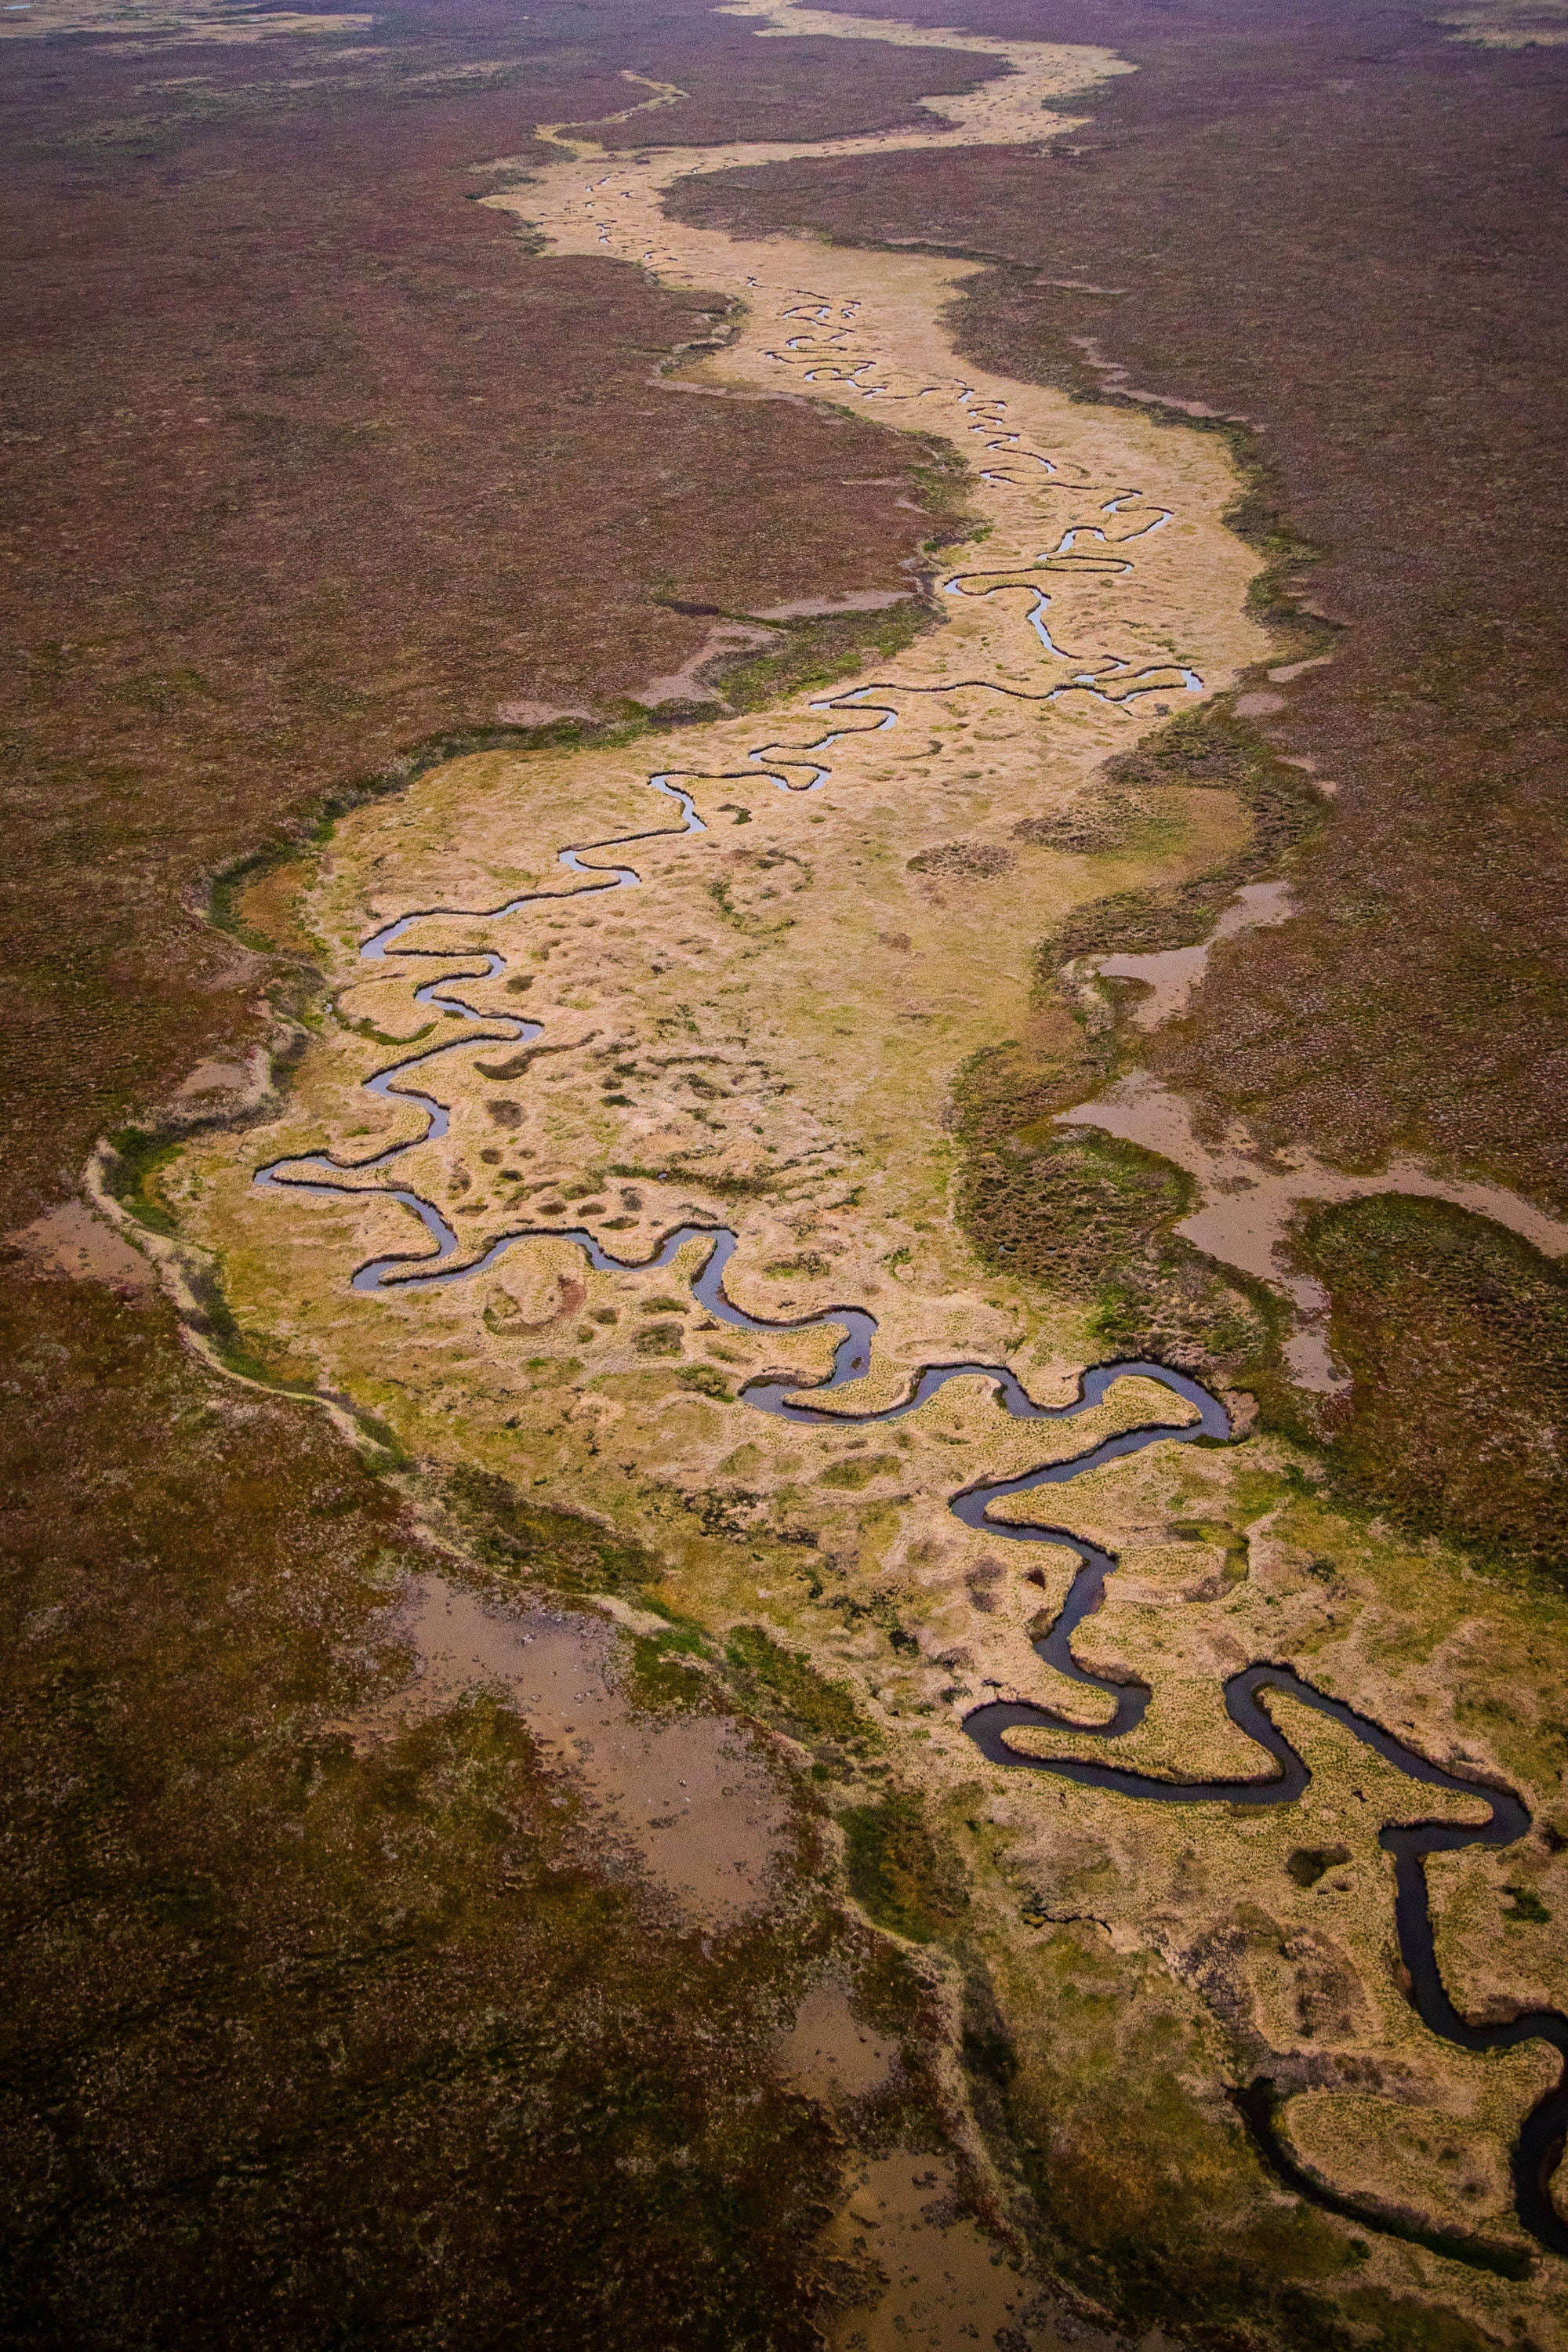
961 1123 1192 1291
818 1452 902 1490
1303 1194 1568 1583
1038 706 1320 972
104 1125 183 1236
443 1465 666 1597
713 590 943 713
840 1790 967 1944
957 1110 1269 1383
724 1624 880 1756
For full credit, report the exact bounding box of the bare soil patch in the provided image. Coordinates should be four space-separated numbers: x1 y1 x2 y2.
6 1200 152 1298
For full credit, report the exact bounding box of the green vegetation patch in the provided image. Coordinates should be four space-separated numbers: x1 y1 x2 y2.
633 1319 687 1358
723 1624 879 1755
211 840 308 954
817 1452 902 1490
445 1465 665 1596
840 1789 967 1944
105 1125 183 1236
701 593 938 717
1038 706 1322 973
623 1617 718 1716
961 1123 1193 1290
956 1116 1269 1381
1285 1844 1351 1889
1301 1195 1568 1582
1328 2288 1510 2352
706 875 793 936
609 1160 777 1202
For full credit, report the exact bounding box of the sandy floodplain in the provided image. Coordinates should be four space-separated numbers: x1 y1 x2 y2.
184 0 1271 1523
162 5 1568 2323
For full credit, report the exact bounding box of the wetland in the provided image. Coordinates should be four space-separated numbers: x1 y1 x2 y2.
9 0 1568 2346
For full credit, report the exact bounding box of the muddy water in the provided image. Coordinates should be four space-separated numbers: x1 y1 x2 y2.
775 1976 899 2103
822 2151 1100 2352
1095 878 1296 1028
343 1576 787 1926
9 1199 151 1295
1062 1071 1568 1390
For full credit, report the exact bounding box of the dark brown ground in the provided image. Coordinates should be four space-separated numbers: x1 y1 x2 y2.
0 1279 943 2352
1301 1192 1568 1578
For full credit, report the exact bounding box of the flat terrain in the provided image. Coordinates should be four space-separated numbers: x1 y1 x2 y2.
5 2 1566 2349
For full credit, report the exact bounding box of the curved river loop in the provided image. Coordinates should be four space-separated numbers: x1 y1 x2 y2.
227 0 1568 2270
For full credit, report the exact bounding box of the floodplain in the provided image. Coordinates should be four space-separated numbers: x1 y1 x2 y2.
9 0 1568 2347
144 9 1568 2343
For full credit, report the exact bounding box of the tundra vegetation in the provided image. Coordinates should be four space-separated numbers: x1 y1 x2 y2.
5 0 1566 2348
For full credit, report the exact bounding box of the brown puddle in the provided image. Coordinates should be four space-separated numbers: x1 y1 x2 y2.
824 2151 1110 2352
9 1200 153 1298
776 1976 899 2105
1095 879 1295 1029
342 1575 788 1926
1061 1069 1568 1390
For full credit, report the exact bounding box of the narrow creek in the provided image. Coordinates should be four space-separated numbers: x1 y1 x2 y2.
239 0 1567 2264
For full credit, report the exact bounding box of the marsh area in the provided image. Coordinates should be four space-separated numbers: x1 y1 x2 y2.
6 0 1568 2346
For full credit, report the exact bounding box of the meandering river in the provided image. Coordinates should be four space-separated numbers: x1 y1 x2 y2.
237 0 1566 2261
